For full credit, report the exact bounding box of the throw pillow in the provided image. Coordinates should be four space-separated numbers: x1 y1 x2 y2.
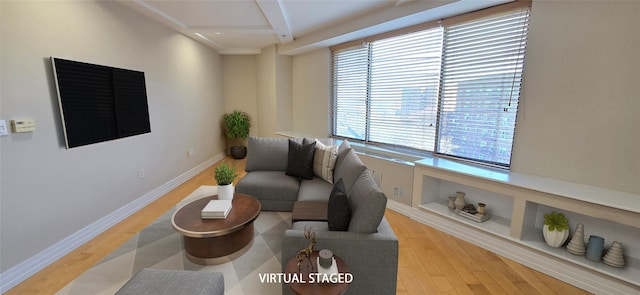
313 139 339 184
328 179 351 231
285 139 316 179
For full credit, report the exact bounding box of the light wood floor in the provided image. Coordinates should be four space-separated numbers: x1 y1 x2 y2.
5 158 590 295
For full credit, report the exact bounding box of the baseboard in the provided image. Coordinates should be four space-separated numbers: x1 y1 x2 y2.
0 153 225 293
387 200 639 295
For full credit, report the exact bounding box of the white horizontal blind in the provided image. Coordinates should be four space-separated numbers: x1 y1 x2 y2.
369 28 443 151
332 44 369 140
331 7 530 167
437 10 530 166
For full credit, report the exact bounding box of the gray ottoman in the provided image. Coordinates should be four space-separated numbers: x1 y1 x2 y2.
116 269 224 295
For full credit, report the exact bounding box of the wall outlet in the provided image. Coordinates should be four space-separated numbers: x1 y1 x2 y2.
393 187 405 198
187 147 194 158
139 168 145 179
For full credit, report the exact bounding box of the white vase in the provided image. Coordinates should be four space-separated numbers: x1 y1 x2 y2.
543 225 569 248
454 191 466 213
217 184 235 200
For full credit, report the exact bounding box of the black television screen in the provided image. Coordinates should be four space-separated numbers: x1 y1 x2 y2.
51 57 151 148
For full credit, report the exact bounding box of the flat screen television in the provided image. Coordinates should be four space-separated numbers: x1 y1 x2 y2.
51 57 151 148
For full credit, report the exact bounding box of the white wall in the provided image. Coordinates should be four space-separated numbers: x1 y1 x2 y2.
256 45 293 137
0 1 224 272
511 0 640 193
290 1 640 195
292 48 332 137
222 55 258 149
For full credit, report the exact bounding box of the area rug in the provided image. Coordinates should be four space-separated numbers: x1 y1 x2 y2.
56 191 292 295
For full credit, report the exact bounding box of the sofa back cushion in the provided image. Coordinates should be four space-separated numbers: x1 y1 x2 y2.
348 170 387 233
246 137 301 171
333 148 366 195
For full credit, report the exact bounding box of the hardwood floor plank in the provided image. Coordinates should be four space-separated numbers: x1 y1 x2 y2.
5 158 591 295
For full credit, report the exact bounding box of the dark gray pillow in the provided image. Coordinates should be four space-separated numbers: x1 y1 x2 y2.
285 139 316 179
327 179 350 231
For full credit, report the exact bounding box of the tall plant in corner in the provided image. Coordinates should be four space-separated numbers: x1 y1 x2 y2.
542 211 570 248
223 110 251 159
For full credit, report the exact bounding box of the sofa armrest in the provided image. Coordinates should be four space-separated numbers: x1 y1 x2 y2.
281 217 398 295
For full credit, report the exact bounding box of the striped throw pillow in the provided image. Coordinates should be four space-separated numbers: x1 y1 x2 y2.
313 139 339 183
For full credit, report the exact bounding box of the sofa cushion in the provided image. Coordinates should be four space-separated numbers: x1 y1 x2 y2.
328 179 350 231
348 170 387 233
333 148 366 195
292 221 330 232
245 137 301 172
116 269 224 295
313 140 339 183
235 171 300 202
297 177 334 201
285 140 316 179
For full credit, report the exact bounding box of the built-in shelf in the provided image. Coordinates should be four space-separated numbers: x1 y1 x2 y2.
519 229 640 287
419 202 511 238
411 156 640 292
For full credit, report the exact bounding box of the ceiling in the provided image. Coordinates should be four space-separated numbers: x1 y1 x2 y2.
119 0 512 55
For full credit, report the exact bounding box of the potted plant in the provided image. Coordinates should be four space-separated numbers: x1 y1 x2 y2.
215 161 238 200
543 211 570 247
223 110 251 159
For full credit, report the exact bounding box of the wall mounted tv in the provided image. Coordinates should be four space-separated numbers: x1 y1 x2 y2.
51 57 151 149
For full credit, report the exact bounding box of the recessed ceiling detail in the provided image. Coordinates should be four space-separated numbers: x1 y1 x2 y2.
118 0 513 55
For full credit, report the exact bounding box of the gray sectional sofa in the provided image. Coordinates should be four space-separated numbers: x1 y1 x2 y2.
235 136 399 295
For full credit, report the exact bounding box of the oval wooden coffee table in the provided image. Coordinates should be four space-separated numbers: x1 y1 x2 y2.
171 193 261 264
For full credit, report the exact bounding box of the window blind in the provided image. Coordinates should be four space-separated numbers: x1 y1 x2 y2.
332 7 530 167
332 44 369 140
369 28 443 151
437 10 530 166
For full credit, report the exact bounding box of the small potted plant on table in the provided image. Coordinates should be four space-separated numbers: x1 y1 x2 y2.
223 110 251 159
543 211 570 247
215 161 238 200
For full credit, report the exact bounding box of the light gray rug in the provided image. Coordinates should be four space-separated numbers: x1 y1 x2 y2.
57 192 292 295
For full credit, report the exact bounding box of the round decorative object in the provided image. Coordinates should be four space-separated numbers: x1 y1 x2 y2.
447 196 456 210
603 241 625 268
319 249 333 268
567 223 586 255
586 235 605 261
543 225 569 248
217 184 234 200
454 191 466 213
477 203 486 215
230 146 247 159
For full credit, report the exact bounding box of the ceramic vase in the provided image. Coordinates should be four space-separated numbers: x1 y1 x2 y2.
603 241 625 268
447 196 456 210
477 203 487 216
586 235 605 261
566 223 586 255
454 192 466 213
543 225 569 248
218 184 235 200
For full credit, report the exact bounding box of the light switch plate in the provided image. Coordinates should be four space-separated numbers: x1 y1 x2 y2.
0 120 7 136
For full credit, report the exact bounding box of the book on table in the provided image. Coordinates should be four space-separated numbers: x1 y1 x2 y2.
201 199 232 219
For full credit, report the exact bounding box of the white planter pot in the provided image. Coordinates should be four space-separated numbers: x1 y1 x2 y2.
543 225 569 248
217 184 234 200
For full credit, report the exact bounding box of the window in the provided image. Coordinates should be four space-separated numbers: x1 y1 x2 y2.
331 7 530 167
